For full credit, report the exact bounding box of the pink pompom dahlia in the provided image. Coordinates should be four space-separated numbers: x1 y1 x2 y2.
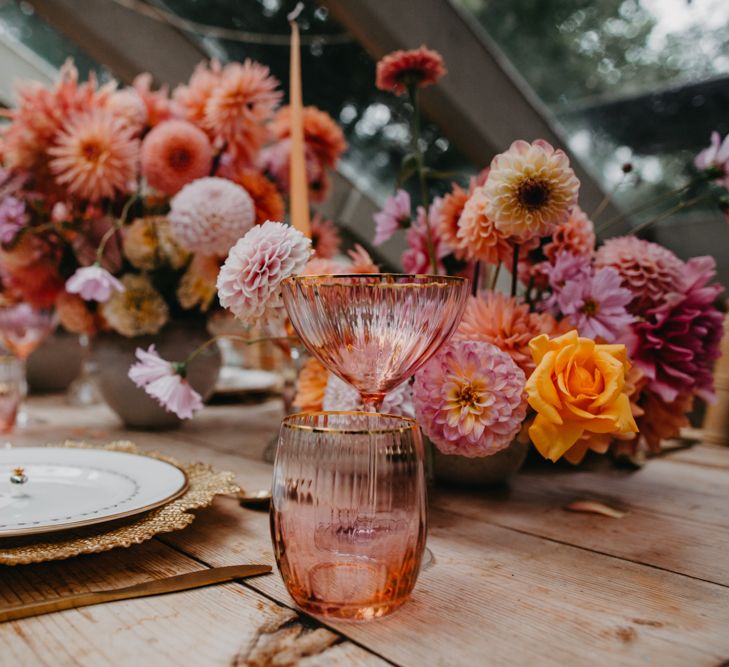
414 339 527 457
483 139 579 242
169 177 255 255
595 236 684 313
629 256 724 403
129 345 203 420
141 120 213 195
216 221 312 325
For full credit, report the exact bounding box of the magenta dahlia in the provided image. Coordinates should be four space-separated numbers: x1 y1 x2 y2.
629 256 724 403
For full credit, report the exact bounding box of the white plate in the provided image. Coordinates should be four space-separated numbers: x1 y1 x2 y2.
215 367 280 395
0 448 188 538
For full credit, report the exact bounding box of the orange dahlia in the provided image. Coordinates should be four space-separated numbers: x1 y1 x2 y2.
484 140 580 241
173 61 222 127
455 291 562 375
310 214 341 259
220 166 285 226
455 188 511 264
133 73 174 127
141 119 213 195
270 106 347 167
49 108 139 201
56 291 97 335
438 182 471 259
376 46 447 95
203 60 282 165
543 205 596 262
293 357 328 412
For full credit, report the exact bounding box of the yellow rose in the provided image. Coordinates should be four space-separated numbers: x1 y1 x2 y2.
525 330 638 462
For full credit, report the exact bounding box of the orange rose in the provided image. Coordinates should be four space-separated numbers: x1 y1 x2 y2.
526 330 637 462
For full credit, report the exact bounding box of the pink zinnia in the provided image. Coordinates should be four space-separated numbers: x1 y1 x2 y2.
558 267 634 343
141 120 213 195
401 203 448 274
373 190 411 246
216 220 312 325
65 264 124 303
695 132 729 187
629 256 724 403
414 339 526 457
129 345 203 420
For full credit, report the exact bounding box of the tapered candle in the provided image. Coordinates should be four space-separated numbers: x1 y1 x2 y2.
288 4 311 237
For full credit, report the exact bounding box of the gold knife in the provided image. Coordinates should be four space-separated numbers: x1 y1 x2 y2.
0 563 272 623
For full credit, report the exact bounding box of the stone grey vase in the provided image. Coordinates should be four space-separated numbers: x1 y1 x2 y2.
27 330 83 394
433 439 529 486
93 320 221 429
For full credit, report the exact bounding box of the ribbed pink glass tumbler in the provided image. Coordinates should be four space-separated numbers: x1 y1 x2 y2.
271 411 427 621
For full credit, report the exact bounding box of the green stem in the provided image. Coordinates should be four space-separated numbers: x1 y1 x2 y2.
183 334 298 367
510 245 520 298
596 177 705 234
409 84 437 274
95 193 139 263
630 194 711 238
471 261 480 296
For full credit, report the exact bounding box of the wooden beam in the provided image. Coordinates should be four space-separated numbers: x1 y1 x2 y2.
321 0 618 217
0 34 56 105
29 0 205 85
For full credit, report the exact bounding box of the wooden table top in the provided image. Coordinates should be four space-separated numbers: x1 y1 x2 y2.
1 395 729 666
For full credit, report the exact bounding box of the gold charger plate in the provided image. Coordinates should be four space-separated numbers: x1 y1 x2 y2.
0 440 239 566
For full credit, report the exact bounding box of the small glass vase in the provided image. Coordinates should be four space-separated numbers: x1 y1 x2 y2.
271 411 427 621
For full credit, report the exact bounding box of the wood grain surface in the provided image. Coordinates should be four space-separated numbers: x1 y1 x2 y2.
1 396 728 666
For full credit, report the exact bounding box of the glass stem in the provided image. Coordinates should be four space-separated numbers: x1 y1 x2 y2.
361 393 385 413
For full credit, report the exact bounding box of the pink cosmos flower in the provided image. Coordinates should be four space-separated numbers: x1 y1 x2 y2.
401 203 448 274
541 251 593 314
129 345 203 419
558 267 634 342
65 264 125 303
413 339 527 457
373 190 411 246
695 132 729 187
216 220 312 325
0 196 27 245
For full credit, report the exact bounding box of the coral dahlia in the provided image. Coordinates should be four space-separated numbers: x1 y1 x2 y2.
376 46 447 95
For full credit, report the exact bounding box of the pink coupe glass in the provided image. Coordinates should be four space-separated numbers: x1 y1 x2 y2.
271 411 426 620
281 274 469 410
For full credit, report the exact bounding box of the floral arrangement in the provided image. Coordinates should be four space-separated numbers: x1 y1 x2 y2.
292 46 727 465
0 59 346 341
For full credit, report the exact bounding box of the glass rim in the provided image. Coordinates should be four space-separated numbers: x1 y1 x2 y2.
282 410 419 434
282 273 468 287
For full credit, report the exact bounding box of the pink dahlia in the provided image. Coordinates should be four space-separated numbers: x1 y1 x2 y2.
323 374 414 418
172 61 221 127
483 140 580 242
106 88 148 134
169 177 255 255
376 46 447 95
542 251 594 314
373 189 411 246
204 60 282 165
129 345 203 420
413 339 526 457
49 108 139 201
695 132 729 187
401 203 448 274
270 105 347 168
558 267 634 343
216 220 311 325
595 236 684 313
65 264 124 303
629 256 724 403
0 196 27 246
133 73 175 127
455 187 512 264
141 120 213 195
543 205 596 262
